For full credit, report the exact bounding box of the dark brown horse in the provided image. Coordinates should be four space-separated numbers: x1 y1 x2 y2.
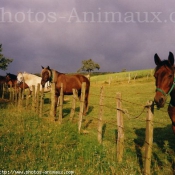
41 66 90 117
154 52 175 134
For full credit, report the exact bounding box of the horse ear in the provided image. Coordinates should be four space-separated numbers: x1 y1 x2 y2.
41 66 44 69
168 52 174 66
154 53 161 65
47 66 51 70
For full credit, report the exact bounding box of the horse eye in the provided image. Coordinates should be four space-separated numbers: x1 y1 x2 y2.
169 74 173 78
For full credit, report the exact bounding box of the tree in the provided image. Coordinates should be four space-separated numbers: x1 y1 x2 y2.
78 59 100 76
0 44 13 70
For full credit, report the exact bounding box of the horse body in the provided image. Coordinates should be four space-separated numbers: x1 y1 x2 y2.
41 66 90 117
154 52 175 134
17 72 50 93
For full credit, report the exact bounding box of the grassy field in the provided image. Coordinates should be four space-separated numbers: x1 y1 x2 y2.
0 69 175 175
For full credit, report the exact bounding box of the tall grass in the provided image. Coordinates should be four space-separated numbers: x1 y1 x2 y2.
0 106 140 174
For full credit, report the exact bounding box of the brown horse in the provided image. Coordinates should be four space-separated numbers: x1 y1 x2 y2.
5 73 17 87
154 52 175 134
41 66 90 117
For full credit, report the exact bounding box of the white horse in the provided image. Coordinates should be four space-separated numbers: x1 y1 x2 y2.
17 72 51 93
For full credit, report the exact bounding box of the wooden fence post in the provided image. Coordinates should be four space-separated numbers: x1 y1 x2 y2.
116 92 124 162
25 89 30 109
11 86 14 102
21 82 25 100
2 84 5 99
78 82 86 133
9 85 12 101
36 83 40 114
144 101 154 175
70 89 78 121
39 88 44 118
128 73 131 83
50 83 55 120
58 83 63 124
17 88 22 110
32 85 35 111
14 84 18 104
98 86 104 144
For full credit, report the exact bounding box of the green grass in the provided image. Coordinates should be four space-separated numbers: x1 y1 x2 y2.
0 70 175 175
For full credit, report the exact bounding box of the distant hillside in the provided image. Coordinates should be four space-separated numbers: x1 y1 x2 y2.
90 69 154 83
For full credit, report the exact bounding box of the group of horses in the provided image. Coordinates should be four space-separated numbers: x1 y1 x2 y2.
0 67 90 117
0 55 175 135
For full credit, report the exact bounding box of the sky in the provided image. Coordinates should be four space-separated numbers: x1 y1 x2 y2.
1 0 175 75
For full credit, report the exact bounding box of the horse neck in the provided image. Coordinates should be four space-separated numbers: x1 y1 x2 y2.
9 79 17 86
23 73 30 79
51 70 61 83
170 73 175 106
170 90 175 106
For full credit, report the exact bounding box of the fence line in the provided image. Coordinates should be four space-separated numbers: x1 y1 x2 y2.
0 83 168 127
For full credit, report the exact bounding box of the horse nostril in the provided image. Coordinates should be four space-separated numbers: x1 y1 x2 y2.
154 95 166 108
159 97 165 104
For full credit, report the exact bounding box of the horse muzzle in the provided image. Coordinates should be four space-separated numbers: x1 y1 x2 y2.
17 80 22 85
41 80 45 88
154 94 166 108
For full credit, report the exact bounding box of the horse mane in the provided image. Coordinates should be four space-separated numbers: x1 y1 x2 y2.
20 72 41 80
7 73 17 79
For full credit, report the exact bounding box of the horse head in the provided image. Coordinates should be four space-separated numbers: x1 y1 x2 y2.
154 52 175 108
5 73 11 83
17 72 24 84
41 66 52 88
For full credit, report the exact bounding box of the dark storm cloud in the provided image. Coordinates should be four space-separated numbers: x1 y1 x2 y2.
1 0 175 75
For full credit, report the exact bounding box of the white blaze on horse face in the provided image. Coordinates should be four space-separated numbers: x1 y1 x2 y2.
17 73 23 83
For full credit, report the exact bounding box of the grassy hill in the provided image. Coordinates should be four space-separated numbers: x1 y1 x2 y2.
0 69 175 175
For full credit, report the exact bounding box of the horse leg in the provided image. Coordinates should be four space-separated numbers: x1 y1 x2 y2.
168 105 175 135
84 91 89 115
